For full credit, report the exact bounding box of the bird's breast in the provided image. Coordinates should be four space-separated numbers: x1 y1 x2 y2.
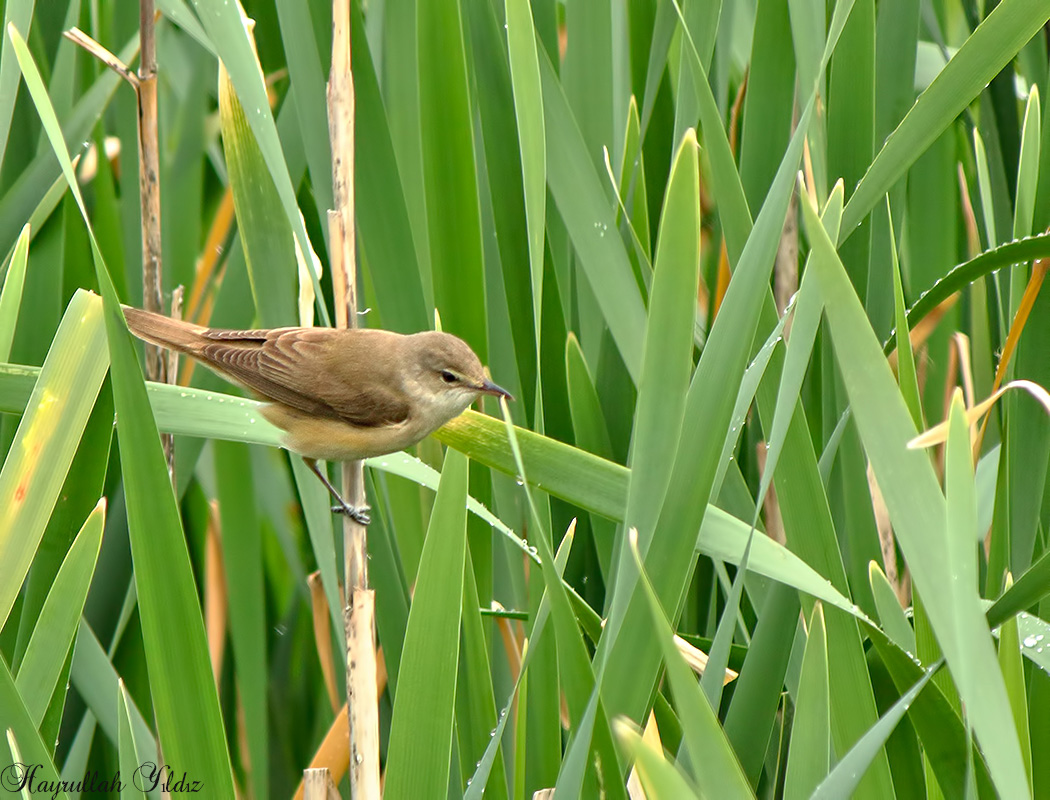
261 402 431 461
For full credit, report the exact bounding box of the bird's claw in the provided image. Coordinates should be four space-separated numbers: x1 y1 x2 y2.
332 502 371 526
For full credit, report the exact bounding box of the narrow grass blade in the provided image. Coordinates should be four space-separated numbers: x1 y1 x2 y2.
497 400 623 797
457 548 509 798
869 562 915 654
0 222 28 361
349 0 429 333
118 682 148 800
596 85 814 728
0 0 36 171
613 719 702 800
14 499 104 725
630 530 753 797
272 0 332 222
784 604 830 800
897 232 1050 351
739 0 796 209
464 524 576 800
989 551 1050 627
0 656 66 800
505 0 546 340
70 621 159 773
889 201 923 429
866 623 995 798
1013 87 1041 242
811 666 935 799
0 30 138 255
996 597 1033 785
1014 611 1050 674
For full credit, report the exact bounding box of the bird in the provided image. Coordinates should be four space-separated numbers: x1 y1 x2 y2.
122 306 511 524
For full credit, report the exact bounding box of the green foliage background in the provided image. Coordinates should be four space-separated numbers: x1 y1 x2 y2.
1 0 1050 797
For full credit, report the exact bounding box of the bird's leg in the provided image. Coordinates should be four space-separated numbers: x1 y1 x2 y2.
304 457 371 526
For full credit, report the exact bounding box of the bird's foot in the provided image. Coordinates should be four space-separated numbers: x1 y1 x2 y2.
332 502 371 526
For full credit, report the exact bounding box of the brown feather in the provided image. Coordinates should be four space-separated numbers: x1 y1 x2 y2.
123 307 411 428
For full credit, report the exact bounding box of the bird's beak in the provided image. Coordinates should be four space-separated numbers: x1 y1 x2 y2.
479 378 513 401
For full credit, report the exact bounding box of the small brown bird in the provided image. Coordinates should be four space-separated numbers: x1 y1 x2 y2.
123 307 511 524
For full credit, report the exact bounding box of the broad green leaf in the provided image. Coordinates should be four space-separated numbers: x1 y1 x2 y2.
185 0 327 324
214 441 269 799
539 50 646 381
9 25 236 794
1013 611 1050 675
384 448 469 800
419 0 487 356
0 359 869 624
801 178 1030 798
218 60 297 327
0 290 107 629
622 129 700 544
0 368 537 560
866 622 995 798
437 410 628 520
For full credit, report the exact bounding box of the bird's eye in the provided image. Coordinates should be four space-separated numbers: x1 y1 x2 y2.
441 370 458 384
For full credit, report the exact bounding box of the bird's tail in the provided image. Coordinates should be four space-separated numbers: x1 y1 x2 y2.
122 306 207 355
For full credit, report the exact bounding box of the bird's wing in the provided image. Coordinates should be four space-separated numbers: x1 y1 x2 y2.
197 327 411 428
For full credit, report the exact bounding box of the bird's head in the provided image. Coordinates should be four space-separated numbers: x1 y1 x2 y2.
409 331 512 420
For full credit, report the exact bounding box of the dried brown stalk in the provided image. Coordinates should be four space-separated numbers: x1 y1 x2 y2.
325 0 379 797
66 7 173 473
